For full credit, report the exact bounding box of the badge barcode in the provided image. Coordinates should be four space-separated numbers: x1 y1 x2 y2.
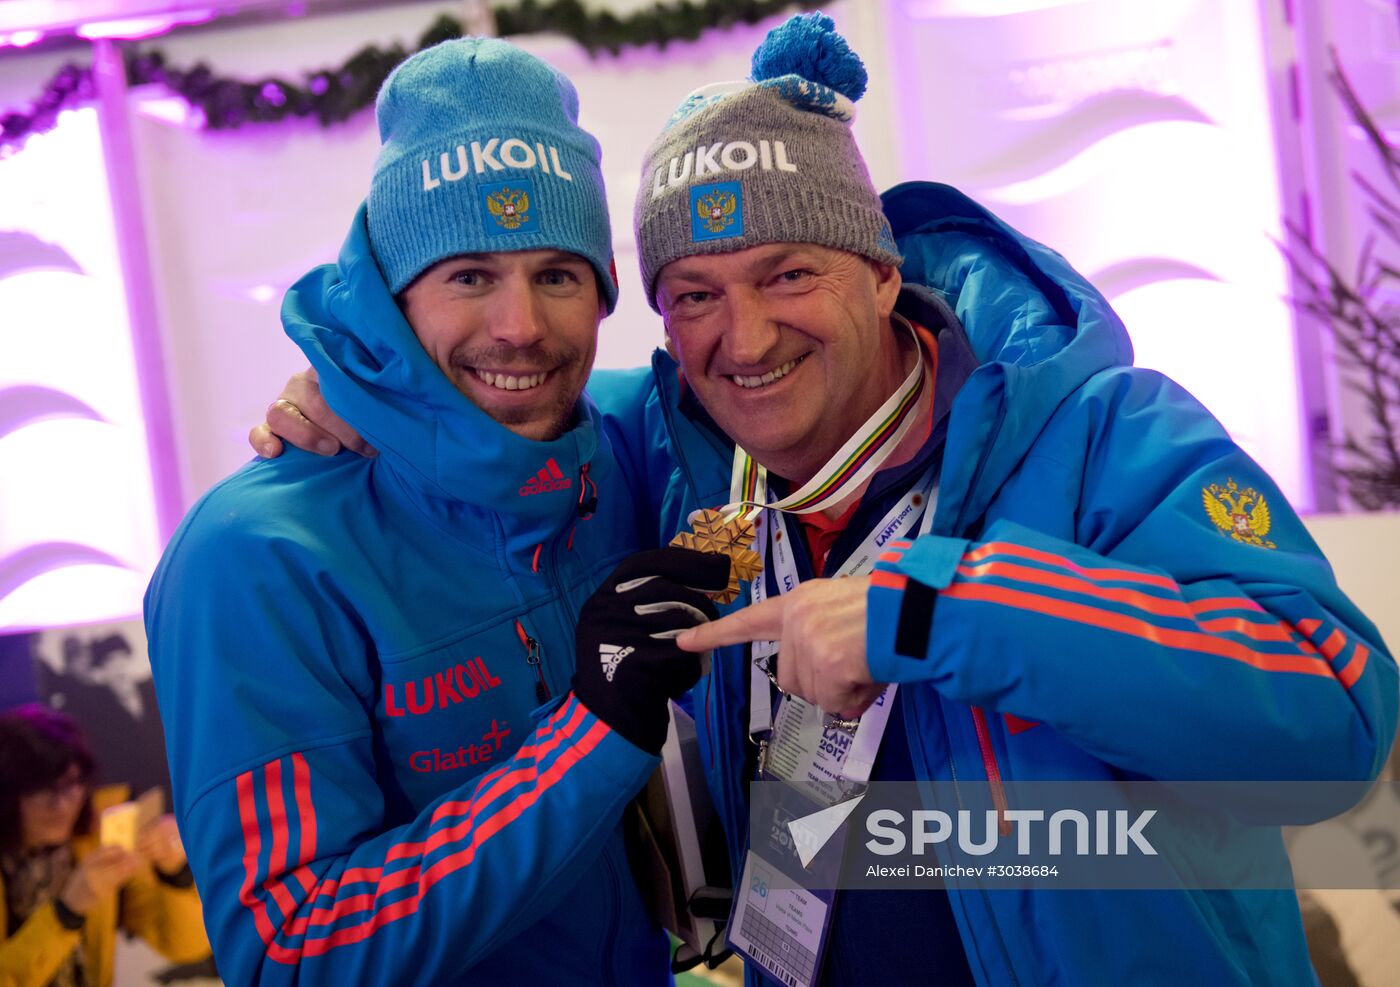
740 907 816 985
750 945 799 987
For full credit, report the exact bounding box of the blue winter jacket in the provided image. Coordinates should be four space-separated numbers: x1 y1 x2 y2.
591 182 1398 985
145 206 671 985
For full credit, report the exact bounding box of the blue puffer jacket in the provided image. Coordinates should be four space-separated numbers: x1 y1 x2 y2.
592 182 1398 986
145 205 670 986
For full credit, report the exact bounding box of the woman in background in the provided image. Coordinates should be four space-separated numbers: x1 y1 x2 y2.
0 704 208 987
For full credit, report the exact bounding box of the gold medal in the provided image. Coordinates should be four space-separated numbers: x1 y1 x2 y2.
669 508 762 604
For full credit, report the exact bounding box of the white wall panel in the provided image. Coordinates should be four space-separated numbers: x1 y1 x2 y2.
0 108 162 630
883 0 1307 506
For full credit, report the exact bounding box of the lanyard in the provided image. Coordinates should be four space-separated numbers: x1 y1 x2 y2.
748 467 939 782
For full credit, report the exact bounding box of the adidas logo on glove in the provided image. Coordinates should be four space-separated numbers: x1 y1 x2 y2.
571 548 727 753
599 644 634 682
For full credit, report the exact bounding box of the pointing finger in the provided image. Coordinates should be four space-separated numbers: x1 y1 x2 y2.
676 594 788 651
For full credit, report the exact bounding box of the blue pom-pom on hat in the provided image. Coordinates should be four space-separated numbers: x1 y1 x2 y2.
750 11 868 102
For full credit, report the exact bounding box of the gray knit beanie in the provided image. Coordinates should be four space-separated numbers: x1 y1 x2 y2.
633 12 900 310
368 37 616 310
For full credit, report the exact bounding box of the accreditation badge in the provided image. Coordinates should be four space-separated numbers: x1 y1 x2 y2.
763 694 866 805
728 734 851 987
730 671 883 986
728 847 832 987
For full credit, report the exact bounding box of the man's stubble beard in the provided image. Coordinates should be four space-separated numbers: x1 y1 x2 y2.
450 339 588 442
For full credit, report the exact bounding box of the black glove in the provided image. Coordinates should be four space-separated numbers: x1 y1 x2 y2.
571 548 730 754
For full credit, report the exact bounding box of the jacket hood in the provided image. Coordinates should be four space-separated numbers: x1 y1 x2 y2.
281 203 598 535
882 181 1134 534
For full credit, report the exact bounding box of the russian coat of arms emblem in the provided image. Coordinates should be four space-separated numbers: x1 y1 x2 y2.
695 189 738 234
1202 477 1276 549
486 188 530 230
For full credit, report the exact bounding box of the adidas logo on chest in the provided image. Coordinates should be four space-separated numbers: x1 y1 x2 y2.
519 457 572 497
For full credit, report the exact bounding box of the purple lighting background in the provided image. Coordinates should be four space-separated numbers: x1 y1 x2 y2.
0 0 1396 634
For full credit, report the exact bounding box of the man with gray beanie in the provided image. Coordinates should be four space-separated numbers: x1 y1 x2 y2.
640 13 1396 987
254 12 1395 986
145 36 728 985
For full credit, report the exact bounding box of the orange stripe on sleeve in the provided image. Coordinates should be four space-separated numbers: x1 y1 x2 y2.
428 700 586 829
958 560 1312 649
1339 645 1370 689
236 770 277 946
1189 596 1266 615
264 761 288 869
274 699 597 954
277 718 612 961
262 760 301 920
292 867 316 896
1320 630 1347 660
297 699 585 915
292 754 317 868
940 582 1335 678
871 570 909 591
965 541 1177 591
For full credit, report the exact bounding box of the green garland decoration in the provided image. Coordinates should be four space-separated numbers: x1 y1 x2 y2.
0 0 801 154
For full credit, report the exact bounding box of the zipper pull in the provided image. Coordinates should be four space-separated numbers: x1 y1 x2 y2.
577 462 597 518
515 619 549 704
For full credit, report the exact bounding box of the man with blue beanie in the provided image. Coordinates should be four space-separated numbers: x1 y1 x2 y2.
253 13 1396 986
146 36 729 985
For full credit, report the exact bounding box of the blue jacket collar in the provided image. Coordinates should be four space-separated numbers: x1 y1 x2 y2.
882 181 1132 535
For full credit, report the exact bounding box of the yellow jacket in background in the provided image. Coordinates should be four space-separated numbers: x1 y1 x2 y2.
0 785 210 987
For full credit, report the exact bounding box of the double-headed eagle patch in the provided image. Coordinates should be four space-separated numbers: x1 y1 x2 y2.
695 189 738 234
486 187 530 230
1203 477 1276 549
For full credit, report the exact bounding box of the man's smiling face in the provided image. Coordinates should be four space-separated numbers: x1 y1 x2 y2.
656 242 902 480
400 250 603 442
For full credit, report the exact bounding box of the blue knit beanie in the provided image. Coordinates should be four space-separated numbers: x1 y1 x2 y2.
367 38 617 310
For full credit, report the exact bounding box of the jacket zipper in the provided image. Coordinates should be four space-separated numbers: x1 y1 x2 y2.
514 619 550 705
523 462 598 704
565 462 596 551
935 695 1020 987
939 391 1020 978
971 707 1012 836
576 462 597 518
